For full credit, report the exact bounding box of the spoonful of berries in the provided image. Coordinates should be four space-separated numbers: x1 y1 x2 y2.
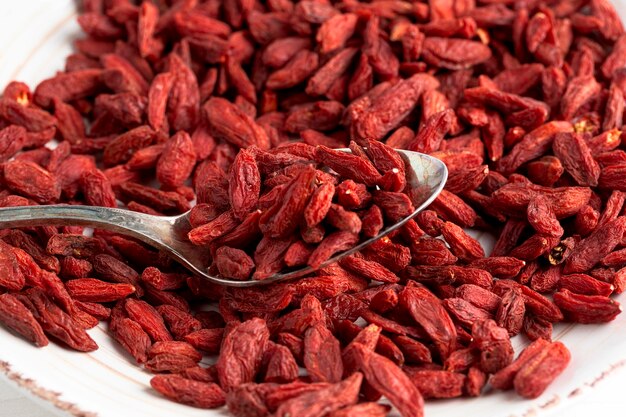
0 144 447 287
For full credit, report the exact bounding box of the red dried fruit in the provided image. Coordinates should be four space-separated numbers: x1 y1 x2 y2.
269 296 322 338
184 329 224 354
151 375 226 409
359 309 423 341
216 318 270 391
445 164 489 194
526 156 564 186
304 322 343 383
275 373 362 417
307 47 358 97
18 288 97 352
496 288 526 336
147 72 174 132
263 37 311 68
205 97 269 150
145 352 201 374
354 74 439 141
471 319 514 374
228 148 261 220
166 54 201 132
531 266 562 294
126 144 165 171
284 101 345 133
329 403 391 417
157 304 202 340
65 278 135 302
409 238 457 267
527 195 563 238
265 344 298 383
492 184 591 219
0 241 26 291
304 182 335 228
340 255 399 284
266 50 319 91
409 109 454 154
553 289 621 323
81 169 116 208
362 15 399 78
91 254 141 292
496 121 573 174
561 76 601 121
326 204 362 234
422 37 491 69
429 190 477 228
466 366 487 397
253 236 294 280
602 248 626 268
94 93 146 129
0 293 48 347
180 366 218 384
0 125 27 162
46 234 106 259
553 132 600 187
284 241 313 267
490 338 550 390
363 238 411 273
399 286 456 360
559 274 614 297
360 205 384 239
141 267 185 291
405 368 465 399
4 230 59 274
455 284 501 313
260 166 316 239
513 341 571 399
372 191 414 224
414 210 443 237
523 315 553 342
440 221 484 262
125 299 172 343
4 160 61 204
308 231 359 269
564 217 626 273
110 317 152 364
188 211 239 245
352 344 424 417
370 289 399 314
317 14 358 54
156 131 197 188
59 255 93 279
444 297 493 328
468 257 526 280
215 246 255 281
103 125 157 166
34 69 103 108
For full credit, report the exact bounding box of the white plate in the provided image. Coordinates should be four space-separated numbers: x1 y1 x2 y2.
1 1 626 416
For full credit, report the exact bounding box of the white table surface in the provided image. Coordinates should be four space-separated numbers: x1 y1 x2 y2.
0 379 57 417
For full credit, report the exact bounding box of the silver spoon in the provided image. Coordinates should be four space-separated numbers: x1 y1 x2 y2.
0 150 447 287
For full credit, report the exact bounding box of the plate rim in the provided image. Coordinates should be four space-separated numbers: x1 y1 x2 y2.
0 359 98 417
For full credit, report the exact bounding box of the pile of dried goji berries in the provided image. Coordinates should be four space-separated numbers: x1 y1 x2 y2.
187 141 418 281
0 0 625 415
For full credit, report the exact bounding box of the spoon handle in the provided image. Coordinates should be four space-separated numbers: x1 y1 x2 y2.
0 205 177 246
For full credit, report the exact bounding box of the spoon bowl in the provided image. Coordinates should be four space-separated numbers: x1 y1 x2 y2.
0 150 447 287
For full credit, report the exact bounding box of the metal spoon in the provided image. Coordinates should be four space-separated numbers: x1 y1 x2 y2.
0 150 447 287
